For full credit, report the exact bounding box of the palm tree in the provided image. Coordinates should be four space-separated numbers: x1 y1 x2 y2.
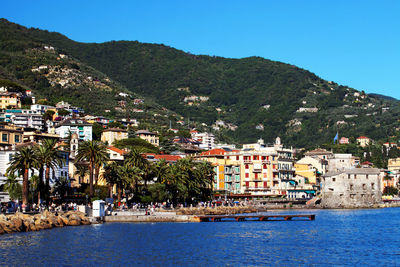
74 163 88 184
41 139 65 203
52 176 69 201
103 161 122 199
154 159 170 184
33 144 47 204
119 163 143 201
76 140 109 197
3 174 22 201
94 147 109 186
7 146 37 205
124 148 148 195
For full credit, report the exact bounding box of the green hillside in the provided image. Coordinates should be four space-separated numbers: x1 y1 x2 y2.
1 18 400 147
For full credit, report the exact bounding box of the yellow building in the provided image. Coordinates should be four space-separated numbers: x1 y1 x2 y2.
136 130 159 147
388 158 400 172
294 163 317 184
195 138 298 198
0 92 21 109
0 124 23 148
101 128 128 145
196 149 241 195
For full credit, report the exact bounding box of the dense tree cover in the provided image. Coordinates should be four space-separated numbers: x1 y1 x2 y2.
113 137 159 153
1 19 400 148
103 156 215 204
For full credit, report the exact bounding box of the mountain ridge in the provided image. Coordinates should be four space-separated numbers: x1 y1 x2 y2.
1 18 399 147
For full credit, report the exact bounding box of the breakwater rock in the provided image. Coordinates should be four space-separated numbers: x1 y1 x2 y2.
176 206 257 215
0 210 91 235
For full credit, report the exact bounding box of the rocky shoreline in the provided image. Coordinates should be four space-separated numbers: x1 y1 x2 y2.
0 211 91 235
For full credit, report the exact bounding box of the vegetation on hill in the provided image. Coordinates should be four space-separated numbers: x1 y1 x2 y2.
1 18 400 148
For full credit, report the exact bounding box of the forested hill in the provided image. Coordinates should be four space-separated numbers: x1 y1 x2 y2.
1 18 400 147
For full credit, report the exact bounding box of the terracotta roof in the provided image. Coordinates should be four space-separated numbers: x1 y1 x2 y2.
357 136 370 139
200 148 227 156
154 155 181 162
107 146 127 155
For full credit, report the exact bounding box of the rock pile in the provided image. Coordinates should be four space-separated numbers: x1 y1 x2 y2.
0 210 91 235
176 206 257 215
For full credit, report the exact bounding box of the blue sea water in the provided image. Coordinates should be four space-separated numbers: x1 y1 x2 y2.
1 208 400 266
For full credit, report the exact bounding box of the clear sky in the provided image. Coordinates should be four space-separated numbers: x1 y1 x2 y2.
2 0 399 98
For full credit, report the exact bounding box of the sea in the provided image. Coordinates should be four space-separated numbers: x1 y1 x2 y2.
1 208 400 266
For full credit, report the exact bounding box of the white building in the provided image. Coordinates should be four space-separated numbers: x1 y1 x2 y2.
191 131 215 150
30 104 55 114
8 112 44 130
55 118 92 141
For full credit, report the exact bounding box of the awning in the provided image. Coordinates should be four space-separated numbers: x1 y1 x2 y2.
289 181 296 185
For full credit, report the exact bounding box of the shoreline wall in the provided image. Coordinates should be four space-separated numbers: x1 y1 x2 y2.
0 211 91 235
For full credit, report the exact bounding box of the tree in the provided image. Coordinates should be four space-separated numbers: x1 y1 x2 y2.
3 174 22 201
118 163 142 201
33 144 47 204
7 146 37 205
103 161 121 198
107 121 125 129
57 109 70 117
52 176 69 201
41 139 65 203
74 163 88 184
43 110 55 122
92 122 104 141
76 140 109 197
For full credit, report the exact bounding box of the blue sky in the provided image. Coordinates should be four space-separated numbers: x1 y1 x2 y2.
2 0 399 98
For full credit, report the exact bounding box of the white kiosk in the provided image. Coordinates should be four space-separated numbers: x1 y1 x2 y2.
92 200 106 217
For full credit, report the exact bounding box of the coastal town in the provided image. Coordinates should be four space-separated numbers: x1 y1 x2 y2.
0 84 399 217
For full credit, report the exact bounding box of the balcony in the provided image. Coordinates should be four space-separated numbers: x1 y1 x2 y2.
224 169 232 174
244 160 252 164
262 160 270 164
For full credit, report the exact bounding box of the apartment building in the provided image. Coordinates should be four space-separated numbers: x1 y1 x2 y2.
136 130 159 147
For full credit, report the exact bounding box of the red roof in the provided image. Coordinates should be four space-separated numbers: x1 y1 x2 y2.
361 161 373 165
107 146 127 155
143 153 181 162
154 155 181 162
357 136 369 139
200 149 227 156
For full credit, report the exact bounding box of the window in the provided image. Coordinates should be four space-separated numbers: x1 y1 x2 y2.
350 184 353 190
245 173 249 178
245 181 249 188
332 178 336 182
2 133 7 142
14 135 20 143
236 156 239 160
362 184 366 190
254 173 258 179
371 183 375 190
366 175 368 180
245 164 249 169
264 182 267 188
348 174 350 179
253 155 258 160
254 182 258 188
354 174 357 179
263 164 267 169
